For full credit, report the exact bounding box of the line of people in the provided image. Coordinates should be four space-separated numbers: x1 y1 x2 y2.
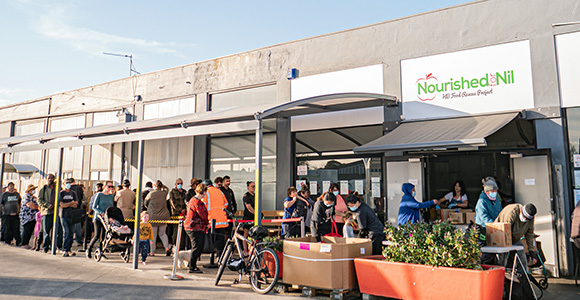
281 183 385 255
1 176 88 257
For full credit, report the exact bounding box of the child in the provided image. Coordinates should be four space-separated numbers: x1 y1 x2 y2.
33 212 43 251
139 212 154 265
342 211 356 238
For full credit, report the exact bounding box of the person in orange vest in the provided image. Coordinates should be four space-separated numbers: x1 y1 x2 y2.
201 179 229 257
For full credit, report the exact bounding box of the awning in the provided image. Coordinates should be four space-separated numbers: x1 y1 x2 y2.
353 112 520 153
0 92 397 153
4 163 39 174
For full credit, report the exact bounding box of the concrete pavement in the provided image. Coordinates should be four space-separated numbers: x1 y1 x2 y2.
1 242 579 299
0 243 299 300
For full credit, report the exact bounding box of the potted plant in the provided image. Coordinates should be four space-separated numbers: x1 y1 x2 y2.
354 221 505 300
262 236 283 278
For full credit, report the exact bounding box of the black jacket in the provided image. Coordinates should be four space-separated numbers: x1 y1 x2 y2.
311 201 335 241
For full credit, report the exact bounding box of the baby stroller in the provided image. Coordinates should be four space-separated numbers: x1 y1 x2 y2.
94 207 133 263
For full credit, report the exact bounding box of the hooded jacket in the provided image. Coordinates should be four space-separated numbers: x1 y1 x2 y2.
475 191 502 228
397 183 435 225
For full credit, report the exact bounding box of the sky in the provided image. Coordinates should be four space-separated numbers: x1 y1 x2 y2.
0 0 470 107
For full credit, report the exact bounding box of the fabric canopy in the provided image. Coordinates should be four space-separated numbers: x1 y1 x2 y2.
353 112 520 153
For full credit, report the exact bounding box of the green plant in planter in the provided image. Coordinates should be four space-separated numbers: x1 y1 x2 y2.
383 221 483 270
263 236 283 252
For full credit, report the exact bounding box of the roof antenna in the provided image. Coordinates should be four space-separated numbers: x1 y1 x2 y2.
103 52 141 76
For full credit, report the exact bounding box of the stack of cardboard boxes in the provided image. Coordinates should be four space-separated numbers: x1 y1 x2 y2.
441 209 475 225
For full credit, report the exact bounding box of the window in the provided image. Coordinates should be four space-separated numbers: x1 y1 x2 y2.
566 107 580 206
143 97 195 120
47 115 86 178
12 120 45 178
209 133 277 210
209 85 276 111
93 111 119 126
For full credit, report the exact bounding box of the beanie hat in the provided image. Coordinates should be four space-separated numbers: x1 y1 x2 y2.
522 203 537 220
483 180 498 192
202 179 213 186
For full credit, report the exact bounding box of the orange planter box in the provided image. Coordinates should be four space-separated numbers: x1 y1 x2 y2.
354 256 505 300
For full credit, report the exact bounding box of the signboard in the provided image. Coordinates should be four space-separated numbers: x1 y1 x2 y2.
354 180 364 195
290 64 384 101
556 31 580 108
297 165 308 176
340 180 349 194
322 180 331 193
310 181 318 195
574 154 580 168
401 40 534 120
296 180 307 190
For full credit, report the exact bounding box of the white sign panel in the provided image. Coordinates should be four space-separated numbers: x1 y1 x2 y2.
556 31 580 108
296 180 307 190
297 165 308 176
401 40 534 120
355 180 364 195
322 181 331 193
575 154 580 168
340 180 349 195
309 181 318 195
525 179 536 186
290 64 384 101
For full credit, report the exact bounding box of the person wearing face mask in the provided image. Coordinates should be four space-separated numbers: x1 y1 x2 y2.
346 194 385 255
397 183 438 226
495 203 538 274
311 192 336 241
184 183 209 274
329 183 348 230
475 180 503 229
59 178 79 257
168 178 187 249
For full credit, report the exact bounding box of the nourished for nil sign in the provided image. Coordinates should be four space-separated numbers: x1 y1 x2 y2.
402 41 534 120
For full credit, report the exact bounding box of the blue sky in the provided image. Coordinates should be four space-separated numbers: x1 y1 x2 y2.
0 0 469 106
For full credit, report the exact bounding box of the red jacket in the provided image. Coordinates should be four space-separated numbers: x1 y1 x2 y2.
185 197 208 232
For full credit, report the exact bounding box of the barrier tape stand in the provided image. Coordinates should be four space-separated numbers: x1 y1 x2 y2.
164 219 184 280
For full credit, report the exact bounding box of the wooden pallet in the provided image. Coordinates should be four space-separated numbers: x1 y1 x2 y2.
274 282 358 299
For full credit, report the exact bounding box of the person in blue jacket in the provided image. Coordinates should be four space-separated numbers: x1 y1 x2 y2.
475 180 502 228
397 183 438 225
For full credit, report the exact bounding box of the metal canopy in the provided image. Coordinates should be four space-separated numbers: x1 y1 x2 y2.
4 163 39 174
353 112 520 153
0 92 397 154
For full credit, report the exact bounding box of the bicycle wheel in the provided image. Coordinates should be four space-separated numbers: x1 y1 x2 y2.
249 248 280 294
215 243 234 286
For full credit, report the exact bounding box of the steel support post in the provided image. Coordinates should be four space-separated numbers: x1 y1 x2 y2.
132 140 144 269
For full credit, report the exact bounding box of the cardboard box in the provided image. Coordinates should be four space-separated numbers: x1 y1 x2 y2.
283 236 372 290
465 212 476 224
485 222 512 247
449 212 465 224
441 209 473 221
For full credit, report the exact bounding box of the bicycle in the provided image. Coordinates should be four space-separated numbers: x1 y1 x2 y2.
214 210 280 294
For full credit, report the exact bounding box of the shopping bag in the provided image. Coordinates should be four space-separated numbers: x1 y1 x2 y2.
324 220 342 237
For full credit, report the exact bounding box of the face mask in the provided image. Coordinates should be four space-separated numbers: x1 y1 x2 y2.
412 191 417 197
177 184 183 190
519 213 528 223
30 190 35 195
324 202 333 207
333 191 339 196
488 192 497 199
65 183 71 190
348 205 358 211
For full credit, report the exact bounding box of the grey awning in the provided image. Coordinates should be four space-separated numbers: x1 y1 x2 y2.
4 163 39 174
0 92 397 153
353 112 520 153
